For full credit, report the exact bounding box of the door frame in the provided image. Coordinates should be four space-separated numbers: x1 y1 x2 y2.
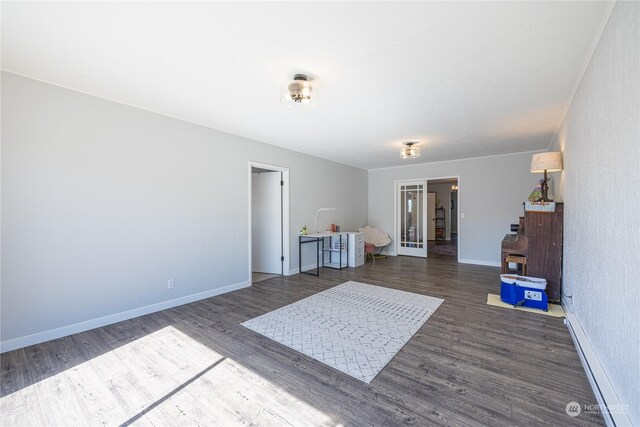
394 175 461 262
248 161 291 281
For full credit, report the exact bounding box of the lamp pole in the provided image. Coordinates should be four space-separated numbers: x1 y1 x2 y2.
540 169 549 202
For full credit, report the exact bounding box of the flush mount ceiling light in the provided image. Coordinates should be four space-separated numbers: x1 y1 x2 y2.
281 74 317 107
400 142 421 159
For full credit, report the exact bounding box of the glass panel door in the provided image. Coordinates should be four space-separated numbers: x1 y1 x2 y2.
397 181 427 257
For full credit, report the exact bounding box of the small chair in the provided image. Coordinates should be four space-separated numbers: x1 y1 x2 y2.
502 254 527 276
359 225 392 259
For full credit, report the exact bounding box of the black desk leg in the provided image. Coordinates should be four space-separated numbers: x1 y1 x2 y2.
299 237 320 277
299 236 302 275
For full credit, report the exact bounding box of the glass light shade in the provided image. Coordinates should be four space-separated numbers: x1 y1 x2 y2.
531 152 563 173
400 145 421 159
280 74 317 107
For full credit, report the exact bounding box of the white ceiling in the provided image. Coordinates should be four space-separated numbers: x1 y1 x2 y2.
1 1 611 169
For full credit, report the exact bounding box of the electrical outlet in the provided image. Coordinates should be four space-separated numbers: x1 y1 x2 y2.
167 279 175 289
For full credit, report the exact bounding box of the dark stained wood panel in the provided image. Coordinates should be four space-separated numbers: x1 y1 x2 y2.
1 256 601 426
525 203 564 301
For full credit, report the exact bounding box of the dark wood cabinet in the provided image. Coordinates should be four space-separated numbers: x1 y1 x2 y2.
524 203 563 301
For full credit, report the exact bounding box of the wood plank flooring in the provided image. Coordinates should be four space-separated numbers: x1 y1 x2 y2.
1 256 603 426
427 237 458 260
252 272 280 284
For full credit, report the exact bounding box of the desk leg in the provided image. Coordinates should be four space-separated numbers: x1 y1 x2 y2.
345 234 348 269
316 238 320 276
299 237 302 275
299 238 321 276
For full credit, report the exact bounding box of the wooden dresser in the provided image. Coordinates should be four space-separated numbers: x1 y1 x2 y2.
524 203 564 301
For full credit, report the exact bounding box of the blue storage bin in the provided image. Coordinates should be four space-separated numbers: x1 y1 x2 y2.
500 274 548 311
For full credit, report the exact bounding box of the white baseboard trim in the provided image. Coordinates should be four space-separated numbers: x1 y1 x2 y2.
565 313 633 427
458 258 501 267
288 263 318 275
0 280 251 354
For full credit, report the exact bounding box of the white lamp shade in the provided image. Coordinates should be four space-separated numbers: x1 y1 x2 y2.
530 152 563 173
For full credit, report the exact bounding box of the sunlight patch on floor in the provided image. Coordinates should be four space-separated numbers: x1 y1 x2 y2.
134 357 334 426
1 326 335 426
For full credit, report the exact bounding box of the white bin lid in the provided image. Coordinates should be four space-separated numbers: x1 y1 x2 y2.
500 274 547 290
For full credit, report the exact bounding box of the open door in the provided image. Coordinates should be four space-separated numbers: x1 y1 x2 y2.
251 170 283 274
397 181 427 257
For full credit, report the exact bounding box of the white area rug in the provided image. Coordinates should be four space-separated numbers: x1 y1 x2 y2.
241 281 444 383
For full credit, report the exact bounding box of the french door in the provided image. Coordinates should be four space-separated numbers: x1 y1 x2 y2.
397 181 428 257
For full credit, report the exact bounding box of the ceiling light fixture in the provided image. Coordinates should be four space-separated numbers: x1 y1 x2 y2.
400 142 421 159
281 74 317 107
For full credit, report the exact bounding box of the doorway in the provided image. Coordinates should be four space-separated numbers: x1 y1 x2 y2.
426 178 459 260
396 177 460 260
249 162 290 283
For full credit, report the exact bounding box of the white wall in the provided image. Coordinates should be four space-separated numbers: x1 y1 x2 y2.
549 2 639 423
368 152 540 265
1 72 368 350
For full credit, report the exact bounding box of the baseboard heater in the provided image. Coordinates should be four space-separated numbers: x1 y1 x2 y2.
564 313 632 427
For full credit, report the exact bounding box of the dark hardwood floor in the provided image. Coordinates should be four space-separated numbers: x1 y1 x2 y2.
1 256 603 426
427 235 458 260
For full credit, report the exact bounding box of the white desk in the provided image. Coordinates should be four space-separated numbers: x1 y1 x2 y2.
298 232 347 276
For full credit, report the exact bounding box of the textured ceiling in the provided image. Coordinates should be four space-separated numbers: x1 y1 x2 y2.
1 2 612 169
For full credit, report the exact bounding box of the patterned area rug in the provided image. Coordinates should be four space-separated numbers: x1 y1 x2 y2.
241 281 444 383
429 244 457 257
